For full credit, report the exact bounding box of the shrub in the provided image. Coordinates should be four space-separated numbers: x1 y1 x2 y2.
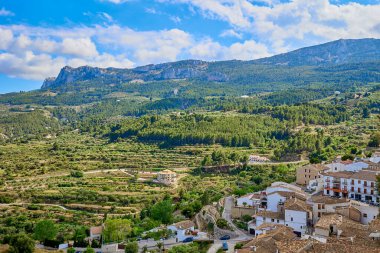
216 219 228 229
8 233 35 253
70 170 84 178
124 241 138 253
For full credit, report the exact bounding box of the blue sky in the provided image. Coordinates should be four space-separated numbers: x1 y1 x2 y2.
0 0 379 93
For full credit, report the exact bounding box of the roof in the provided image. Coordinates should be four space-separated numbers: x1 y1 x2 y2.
284 198 312 212
369 218 380 232
90 226 103 235
256 222 278 230
238 193 261 200
323 171 354 179
267 191 307 201
255 210 285 220
341 160 353 165
171 220 195 230
311 194 350 205
369 232 380 238
352 170 378 181
159 169 176 174
239 225 296 253
315 214 343 229
323 170 379 181
298 164 329 172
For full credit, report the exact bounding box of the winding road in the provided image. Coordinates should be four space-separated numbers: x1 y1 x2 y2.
207 196 252 253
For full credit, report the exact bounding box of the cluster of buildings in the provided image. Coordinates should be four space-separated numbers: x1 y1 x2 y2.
234 154 380 252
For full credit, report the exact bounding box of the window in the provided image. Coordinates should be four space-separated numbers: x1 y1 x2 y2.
271 219 275 222
363 213 367 218
263 217 266 221
364 189 367 194
300 226 303 229
286 224 288 226
315 176 317 179
371 182 374 187
291 217 293 221
318 204 321 210
322 204 325 209
327 190 330 194
351 179 354 184
318 212 321 218
358 188 361 193
358 180 361 184
364 181 367 186
305 175 307 178
305 169 307 173
371 190 374 195
277 219 279 223
351 187 354 191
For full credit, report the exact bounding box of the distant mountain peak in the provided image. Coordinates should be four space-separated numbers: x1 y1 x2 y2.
253 38 380 66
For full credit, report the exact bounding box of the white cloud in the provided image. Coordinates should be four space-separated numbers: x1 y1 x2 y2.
0 28 13 50
189 38 270 60
168 0 380 53
220 29 243 39
61 38 98 57
0 7 14 16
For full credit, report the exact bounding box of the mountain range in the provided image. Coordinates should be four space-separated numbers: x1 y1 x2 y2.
41 38 380 90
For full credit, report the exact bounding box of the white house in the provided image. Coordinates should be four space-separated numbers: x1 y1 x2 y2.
266 191 307 212
325 161 352 172
309 195 350 224
323 170 379 204
284 198 312 236
350 200 379 225
266 182 303 195
236 193 261 207
167 220 195 242
251 210 285 235
345 162 369 172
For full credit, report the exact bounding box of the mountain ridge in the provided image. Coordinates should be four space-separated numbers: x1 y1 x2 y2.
42 38 380 90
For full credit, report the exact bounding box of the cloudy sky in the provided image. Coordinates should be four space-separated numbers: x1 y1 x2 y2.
0 0 379 93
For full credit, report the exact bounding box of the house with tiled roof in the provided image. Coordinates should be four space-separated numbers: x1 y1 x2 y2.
296 164 329 186
284 198 312 236
322 169 379 206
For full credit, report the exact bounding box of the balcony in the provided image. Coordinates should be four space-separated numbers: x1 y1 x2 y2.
325 187 348 193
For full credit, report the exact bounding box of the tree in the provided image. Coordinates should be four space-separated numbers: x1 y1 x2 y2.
216 219 228 229
73 226 88 247
150 200 174 224
124 241 138 253
368 132 380 147
34 220 57 243
142 245 148 253
156 242 163 252
8 233 35 253
67 248 76 253
168 244 199 253
362 107 370 118
83 246 95 253
103 219 132 243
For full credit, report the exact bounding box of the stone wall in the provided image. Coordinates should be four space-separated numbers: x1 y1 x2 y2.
231 206 256 219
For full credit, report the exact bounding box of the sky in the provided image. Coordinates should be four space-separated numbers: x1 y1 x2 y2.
0 0 379 93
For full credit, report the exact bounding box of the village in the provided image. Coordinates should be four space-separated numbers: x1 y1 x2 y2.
64 152 380 253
